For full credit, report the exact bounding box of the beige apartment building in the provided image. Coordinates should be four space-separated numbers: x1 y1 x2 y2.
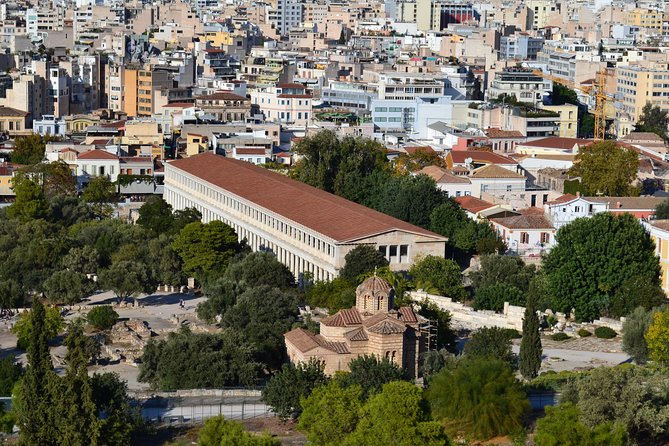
616 62 669 125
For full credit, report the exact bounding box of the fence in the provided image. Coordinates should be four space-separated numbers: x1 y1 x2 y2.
130 388 271 425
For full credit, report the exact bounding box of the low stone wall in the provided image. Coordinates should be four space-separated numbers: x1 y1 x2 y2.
410 291 525 331
409 291 625 333
129 388 263 399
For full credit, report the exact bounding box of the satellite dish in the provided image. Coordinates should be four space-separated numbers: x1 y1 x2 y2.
465 157 473 165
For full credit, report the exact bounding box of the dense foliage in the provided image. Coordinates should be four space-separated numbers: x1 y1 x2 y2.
634 102 669 141
535 403 627 446
197 416 280 445
519 291 542 380
293 130 502 256
87 305 120 331
569 141 639 196
645 306 669 364
427 358 529 440
262 359 328 420
464 327 516 367
542 213 661 321
408 255 466 299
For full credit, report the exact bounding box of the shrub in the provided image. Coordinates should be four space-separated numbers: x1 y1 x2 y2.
594 327 617 339
551 333 570 341
503 328 522 339
87 305 119 330
578 329 592 337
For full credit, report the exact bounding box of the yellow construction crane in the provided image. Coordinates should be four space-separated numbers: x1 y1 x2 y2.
532 69 608 141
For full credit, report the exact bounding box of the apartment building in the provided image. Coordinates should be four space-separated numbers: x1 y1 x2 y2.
616 62 669 124
195 92 251 122
499 34 544 60
377 73 445 100
251 83 313 125
626 8 663 32
487 68 549 106
123 68 173 118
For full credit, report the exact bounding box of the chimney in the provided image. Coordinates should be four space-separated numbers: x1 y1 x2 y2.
576 191 580 198
616 201 622 208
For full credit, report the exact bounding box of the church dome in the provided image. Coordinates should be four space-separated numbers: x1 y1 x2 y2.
355 276 395 314
356 276 393 297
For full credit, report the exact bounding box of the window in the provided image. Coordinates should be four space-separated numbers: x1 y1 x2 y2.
574 206 581 212
374 107 388 112
540 232 550 244
399 245 408 263
506 185 512 192
520 232 530 244
389 245 398 262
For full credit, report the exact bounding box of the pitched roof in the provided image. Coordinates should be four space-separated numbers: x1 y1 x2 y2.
449 150 517 165
167 153 447 243
455 196 495 213
586 196 666 211
366 319 406 335
486 128 524 138
519 137 592 149
321 308 362 327
77 149 118 160
0 106 28 117
284 328 350 354
418 166 471 184
547 193 578 205
469 164 525 179
490 214 554 230
620 132 665 143
650 219 669 232
196 92 248 102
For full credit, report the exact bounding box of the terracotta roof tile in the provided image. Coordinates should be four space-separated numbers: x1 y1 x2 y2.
78 149 118 160
345 327 369 341
469 164 525 179
284 328 320 353
520 137 592 150
167 153 447 243
486 128 524 138
547 193 578 205
196 92 248 102
455 196 495 213
586 196 665 211
398 307 417 323
490 215 554 230
366 319 406 335
449 150 517 165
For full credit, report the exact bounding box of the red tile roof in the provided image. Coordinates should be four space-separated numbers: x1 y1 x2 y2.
547 193 578 205
454 196 495 213
167 153 447 243
490 215 554 230
196 92 248 102
449 150 517 165
486 128 524 138
520 137 592 150
77 149 118 160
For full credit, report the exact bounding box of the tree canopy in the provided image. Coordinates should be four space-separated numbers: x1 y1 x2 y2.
634 102 669 141
339 246 389 283
542 213 661 321
262 358 328 420
569 141 639 196
408 255 466 300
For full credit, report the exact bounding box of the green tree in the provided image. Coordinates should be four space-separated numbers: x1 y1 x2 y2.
519 291 542 380
222 286 299 370
6 171 50 222
172 220 241 282
224 252 294 289
464 327 515 366
645 306 669 364
343 381 449 446
473 283 526 311
198 416 280 446
429 199 468 241
12 305 64 350
298 379 363 446
262 358 328 420
343 355 410 400
87 305 120 331
138 328 260 390
82 176 118 218
62 246 101 275
0 356 22 396
375 174 447 228
58 323 100 445
197 278 244 324
542 213 660 321
0 278 25 310
563 365 669 443
136 196 174 235
427 358 529 440
409 255 466 300
551 83 579 105
622 306 653 364
535 403 627 446
11 134 52 165
569 141 639 196
99 260 155 302
15 300 60 444
655 198 669 219
634 102 669 141
470 254 536 292
339 245 389 283
91 372 137 446
607 275 665 318
305 278 356 314
43 269 90 304
293 130 387 197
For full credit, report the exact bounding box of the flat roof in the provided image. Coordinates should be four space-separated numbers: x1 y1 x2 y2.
167 153 447 243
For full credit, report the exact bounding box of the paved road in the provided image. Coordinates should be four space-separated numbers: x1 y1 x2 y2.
512 345 630 372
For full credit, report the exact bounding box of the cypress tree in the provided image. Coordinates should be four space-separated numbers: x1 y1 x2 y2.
519 293 542 380
59 322 100 445
16 300 59 445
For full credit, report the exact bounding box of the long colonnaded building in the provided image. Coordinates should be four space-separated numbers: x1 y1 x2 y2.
164 152 447 281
